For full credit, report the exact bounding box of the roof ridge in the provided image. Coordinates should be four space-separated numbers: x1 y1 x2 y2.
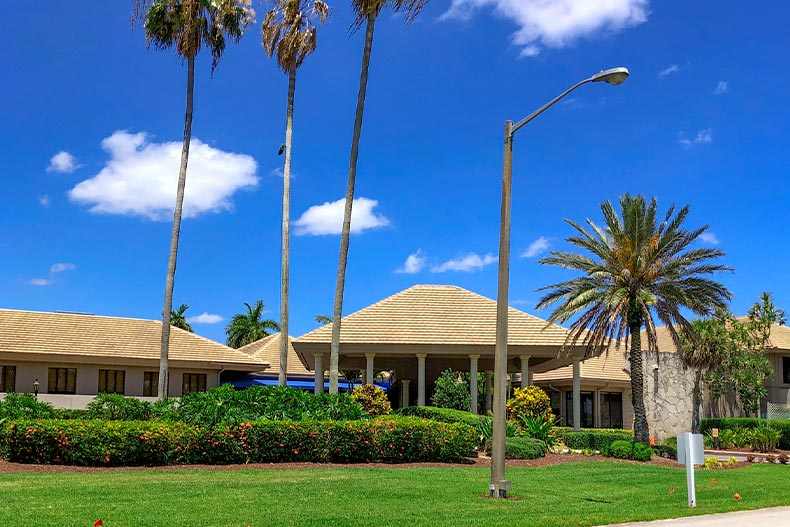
0 307 155 324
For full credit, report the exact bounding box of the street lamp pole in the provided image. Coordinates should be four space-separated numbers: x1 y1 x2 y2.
490 67 630 499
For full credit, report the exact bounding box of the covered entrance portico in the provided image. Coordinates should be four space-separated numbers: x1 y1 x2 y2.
293 285 590 421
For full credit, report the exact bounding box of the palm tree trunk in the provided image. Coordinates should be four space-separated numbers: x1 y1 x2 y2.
329 12 377 394
158 55 195 400
691 371 702 433
629 326 650 443
279 69 297 387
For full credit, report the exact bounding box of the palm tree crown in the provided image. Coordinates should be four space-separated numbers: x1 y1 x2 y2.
135 0 253 69
262 0 329 72
350 0 425 29
170 303 194 332
225 301 280 349
537 194 732 441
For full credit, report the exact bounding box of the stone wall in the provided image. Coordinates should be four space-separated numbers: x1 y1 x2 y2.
642 350 695 441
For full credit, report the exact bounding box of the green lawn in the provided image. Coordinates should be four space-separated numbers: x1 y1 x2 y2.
1 462 788 526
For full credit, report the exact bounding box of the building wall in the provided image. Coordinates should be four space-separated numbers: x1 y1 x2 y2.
1 361 219 405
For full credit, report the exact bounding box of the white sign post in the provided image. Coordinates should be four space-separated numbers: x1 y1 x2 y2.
677 433 704 508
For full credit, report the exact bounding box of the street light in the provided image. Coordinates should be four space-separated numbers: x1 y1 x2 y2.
33 379 40 398
490 67 629 499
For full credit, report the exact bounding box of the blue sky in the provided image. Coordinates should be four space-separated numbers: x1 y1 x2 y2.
2 1 789 344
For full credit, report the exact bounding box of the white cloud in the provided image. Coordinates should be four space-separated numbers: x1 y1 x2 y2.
521 236 550 258
395 250 427 274
39 195 51 207
28 278 53 286
187 312 225 324
678 128 713 147
441 0 649 57
50 263 75 274
658 64 679 78
431 252 497 273
714 81 729 94
47 151 78 173
68 131 259 221
293 197 390 236
700 232 719 245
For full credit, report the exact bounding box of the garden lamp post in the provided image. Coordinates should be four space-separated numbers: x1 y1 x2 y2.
490 67 630 499
33 379 40 398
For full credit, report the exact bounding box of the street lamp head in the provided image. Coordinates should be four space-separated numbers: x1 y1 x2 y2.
591 67 630 86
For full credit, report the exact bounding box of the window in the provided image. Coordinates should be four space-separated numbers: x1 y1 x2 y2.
566 391 595 428
783 357 790 385
143 372 159 397
600 392 624 429
98 370 125 394
48 368 77 394
182 373 207 395
0 366 16 393
549 391 562 423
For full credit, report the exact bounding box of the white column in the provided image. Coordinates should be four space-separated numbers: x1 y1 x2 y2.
572 357 581 431
401 380 411 408
417 353 427 406
314 353 324 394
485 371 493 413
469 354 480 415
520 355 531 388
365 353 375 386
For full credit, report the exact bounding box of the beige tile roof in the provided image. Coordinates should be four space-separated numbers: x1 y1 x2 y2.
0 309 268 370
534 344 631 383
236 333 311 376
294 284 573 348
644 320 790 353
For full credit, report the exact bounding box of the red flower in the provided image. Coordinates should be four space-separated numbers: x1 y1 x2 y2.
734 493 741 500
294 449 300 455
94 520 104 527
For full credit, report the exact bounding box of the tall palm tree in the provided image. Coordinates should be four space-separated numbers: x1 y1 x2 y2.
328 0 427 394
536 194 732 443
262 0 330 387
134 0 253 399
170 303 194 332
225 301 281 349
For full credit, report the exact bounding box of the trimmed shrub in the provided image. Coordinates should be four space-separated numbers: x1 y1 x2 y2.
397 406 484 428
700 418 790 450
4 417 476 466
564 429 634 451
653 445 678 460
431 370 471 411
477 417 522 450
86 394 152 421
503 437 547 460
0 393 56 420
0 420 9 460
351 384 391 416
604 440 652 461
507 386 554 422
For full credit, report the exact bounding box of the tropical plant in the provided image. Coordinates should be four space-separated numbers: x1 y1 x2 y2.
518 415 558 447
170 303 194 332
476 416 520 451
507 385 554 422
86 394 152 421
537 194 732 442
351 384 391 415
225 301 280 348
431 369 471 411
133 0 253 398
327 0 428 393
315 314 332 325
340 369 360 392
262 0 330 386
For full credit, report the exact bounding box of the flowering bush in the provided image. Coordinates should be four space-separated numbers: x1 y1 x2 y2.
3 417 476 466
506 386 554 422
351 384 391 416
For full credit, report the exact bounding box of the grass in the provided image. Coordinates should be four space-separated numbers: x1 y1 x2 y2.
0 462 788 526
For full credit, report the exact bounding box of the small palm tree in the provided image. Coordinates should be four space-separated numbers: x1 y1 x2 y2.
134 0 253 399
225 301 280 349
170 303 194 332
537 194 732 442
315 314 332 325
262 0 330 387
328 0 428 394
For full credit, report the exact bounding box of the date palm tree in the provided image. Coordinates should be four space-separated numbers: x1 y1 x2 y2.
133 0 253 399
170 303 194 332
536 194 732 443
225 300 280 349
329 0 427 394
262 0 330 387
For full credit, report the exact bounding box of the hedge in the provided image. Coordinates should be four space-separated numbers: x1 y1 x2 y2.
3 417 477 466
397 406 485 428
503 437 547 460
605 440 652 461
700 418 790 450
653 445 677 460
560 428 634 451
